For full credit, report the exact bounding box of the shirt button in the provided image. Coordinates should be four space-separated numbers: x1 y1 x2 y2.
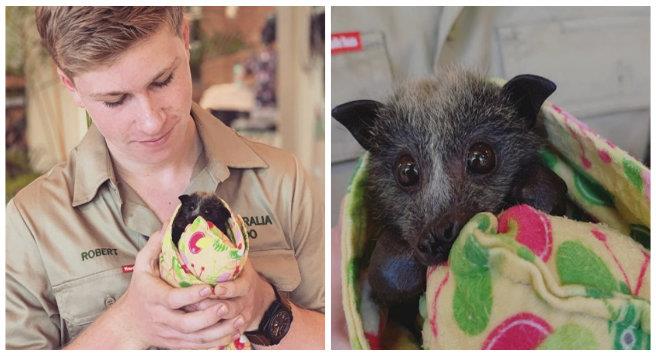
105 296 116 308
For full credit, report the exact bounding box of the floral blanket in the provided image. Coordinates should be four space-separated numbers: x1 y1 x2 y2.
159 199 251 350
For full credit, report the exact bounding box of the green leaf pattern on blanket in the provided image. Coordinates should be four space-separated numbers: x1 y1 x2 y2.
538 324 598 349
573 170 613 206
556 241 617 297
346 156 365 193
629 224 650 249
348 257 363 310
622 159 643 193
452 214 492 335
609 303 649 350
229 249 241 260
517 246 536 263
618 281 631 295
539 148 559 169
213 239 228 252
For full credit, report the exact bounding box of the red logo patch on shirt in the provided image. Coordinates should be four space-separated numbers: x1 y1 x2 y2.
332 32 362 55
122 264 134 273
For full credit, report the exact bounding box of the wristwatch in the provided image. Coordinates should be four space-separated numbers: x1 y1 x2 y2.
244 286 293 346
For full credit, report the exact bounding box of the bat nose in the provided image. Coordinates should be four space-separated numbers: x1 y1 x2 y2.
416 222 461 265
417 234 438 254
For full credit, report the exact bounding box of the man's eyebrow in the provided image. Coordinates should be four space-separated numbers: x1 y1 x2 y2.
89 58 179 99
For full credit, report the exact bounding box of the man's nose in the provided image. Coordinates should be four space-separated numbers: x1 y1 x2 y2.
137 94 165 134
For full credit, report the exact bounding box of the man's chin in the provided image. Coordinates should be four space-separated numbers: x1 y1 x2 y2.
122 142 176 165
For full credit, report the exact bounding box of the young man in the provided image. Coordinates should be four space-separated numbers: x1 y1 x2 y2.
6 7 324 349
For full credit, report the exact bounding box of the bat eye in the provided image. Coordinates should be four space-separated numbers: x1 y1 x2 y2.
395 154 420 188
187 204 195 211
467 142 496 174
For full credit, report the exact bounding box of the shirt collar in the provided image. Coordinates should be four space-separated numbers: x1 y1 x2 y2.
191 102 268 184
71 103 268 207
72 124 117 207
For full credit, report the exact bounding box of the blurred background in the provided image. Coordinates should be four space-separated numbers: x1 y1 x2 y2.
6 6 325 201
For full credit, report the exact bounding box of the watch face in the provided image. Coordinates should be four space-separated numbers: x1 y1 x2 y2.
268 309 292 341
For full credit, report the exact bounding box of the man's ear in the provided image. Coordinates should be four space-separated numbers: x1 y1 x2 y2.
502 74 556 128
331 100 383 151
57 68 84 108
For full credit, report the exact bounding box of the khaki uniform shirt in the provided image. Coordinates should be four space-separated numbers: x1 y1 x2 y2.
6 103 324 349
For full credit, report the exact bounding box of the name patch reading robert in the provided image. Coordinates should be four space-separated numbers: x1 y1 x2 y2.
81 248 118 261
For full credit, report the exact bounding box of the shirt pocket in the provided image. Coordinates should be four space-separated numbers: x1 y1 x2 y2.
51 268 130 343
249 249 301 292
331 30 395 163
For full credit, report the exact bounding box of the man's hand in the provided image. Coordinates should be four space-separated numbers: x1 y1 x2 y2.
181 261 326 350
70 228 242 349
207 260 276 333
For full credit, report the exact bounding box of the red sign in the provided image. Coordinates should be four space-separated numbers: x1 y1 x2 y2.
332 32 362 55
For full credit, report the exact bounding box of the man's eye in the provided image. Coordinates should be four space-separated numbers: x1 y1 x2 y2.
153 74 174 88
104 96 126 108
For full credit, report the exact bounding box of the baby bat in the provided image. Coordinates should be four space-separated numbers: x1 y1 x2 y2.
332 69 569 306
171 192 233 248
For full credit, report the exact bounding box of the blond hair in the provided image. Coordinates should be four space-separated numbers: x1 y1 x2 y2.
35 6 183 78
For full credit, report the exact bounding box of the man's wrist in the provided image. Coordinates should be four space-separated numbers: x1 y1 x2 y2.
251 304 324 350
249 277 276 331
108 296 148 349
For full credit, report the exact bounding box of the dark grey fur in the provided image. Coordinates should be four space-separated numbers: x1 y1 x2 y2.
369 70 543 262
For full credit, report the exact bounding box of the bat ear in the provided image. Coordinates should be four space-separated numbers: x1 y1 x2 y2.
502 74 556 128
178 194 190 204
508 162 568 216
331 100 383 151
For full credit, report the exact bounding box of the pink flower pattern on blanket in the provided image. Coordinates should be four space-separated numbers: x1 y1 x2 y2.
482 313 553 350
498 205 553 262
